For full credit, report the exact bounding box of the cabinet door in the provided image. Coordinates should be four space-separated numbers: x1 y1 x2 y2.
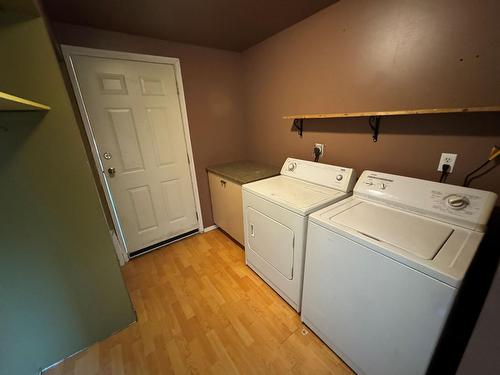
208 172 244 244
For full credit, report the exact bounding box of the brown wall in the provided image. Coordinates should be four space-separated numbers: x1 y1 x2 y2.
50 22 246 226
457 262 500 374
50 0 500 232
242 0 500 197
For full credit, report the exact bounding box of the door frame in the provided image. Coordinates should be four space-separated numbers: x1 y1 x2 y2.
61 45 205 258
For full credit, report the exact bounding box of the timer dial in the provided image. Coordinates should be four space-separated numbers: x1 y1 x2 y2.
446 195 469 210
287 162 297 171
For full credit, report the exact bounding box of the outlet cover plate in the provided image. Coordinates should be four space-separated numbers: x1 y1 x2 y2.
437 153 457 172
314 143 324 157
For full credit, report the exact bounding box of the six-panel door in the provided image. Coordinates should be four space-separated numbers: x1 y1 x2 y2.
71 55 199 253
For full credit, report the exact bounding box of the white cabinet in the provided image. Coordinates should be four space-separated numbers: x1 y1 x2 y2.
208 172 244 244
207 161 280 245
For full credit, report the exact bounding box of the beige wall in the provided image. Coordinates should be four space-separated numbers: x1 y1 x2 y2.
50 22 246 227
242 0 500 197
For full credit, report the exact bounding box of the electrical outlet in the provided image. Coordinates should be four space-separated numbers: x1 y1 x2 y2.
437 153 457 172
314 143 324 158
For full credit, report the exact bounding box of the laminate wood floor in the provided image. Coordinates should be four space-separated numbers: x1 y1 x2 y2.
45 229 353 375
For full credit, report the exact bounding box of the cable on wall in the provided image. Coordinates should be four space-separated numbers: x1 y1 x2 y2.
463 146 500 187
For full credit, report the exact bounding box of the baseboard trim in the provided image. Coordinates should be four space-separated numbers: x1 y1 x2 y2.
203 224 218 232
39 320 138 374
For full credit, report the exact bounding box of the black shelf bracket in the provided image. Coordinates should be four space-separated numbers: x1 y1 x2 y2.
369 116 381 142
292 116 381 141
293 118 304 137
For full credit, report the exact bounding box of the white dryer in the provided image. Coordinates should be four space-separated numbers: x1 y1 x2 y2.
242 158 356 311
301 171 497 375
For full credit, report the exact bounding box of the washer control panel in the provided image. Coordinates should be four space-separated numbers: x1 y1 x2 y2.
362 175 392 191
430 191 479 216
281 157 356 192
355 171 497 231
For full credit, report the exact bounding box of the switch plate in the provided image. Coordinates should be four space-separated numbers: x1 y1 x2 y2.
437 153 457 172
314 143 324 158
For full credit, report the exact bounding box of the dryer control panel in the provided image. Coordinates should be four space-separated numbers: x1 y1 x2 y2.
355 171 497 232
281 158 356 192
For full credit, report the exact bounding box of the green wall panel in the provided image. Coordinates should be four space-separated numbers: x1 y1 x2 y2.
0 11 135 375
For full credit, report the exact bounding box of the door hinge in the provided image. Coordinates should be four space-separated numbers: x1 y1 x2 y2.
175 80 180 95
187 153 190 164
195 212 199 221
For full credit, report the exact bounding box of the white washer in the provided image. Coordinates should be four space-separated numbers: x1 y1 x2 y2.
301 170 497 375
242 158 356 312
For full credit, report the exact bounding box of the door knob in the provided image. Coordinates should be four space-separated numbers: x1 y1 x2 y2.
108 167 116 177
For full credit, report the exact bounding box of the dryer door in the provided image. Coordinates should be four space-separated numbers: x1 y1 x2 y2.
247 207 294 279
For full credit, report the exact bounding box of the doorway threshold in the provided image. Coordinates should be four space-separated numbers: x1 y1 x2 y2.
129 229 199 258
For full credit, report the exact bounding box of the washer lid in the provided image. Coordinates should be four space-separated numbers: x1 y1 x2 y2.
330 202 454 259
243 175 348 215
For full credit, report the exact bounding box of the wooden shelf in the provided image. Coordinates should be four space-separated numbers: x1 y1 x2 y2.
284 105 500 141
0 91 50 111
283 106 500 120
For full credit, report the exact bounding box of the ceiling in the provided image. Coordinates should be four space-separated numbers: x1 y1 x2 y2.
41 0 337 51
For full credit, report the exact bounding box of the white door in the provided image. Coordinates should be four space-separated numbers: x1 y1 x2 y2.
67 52 199 254
247 207 295 279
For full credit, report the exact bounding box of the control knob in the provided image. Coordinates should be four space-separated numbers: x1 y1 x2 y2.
336 174 343 181
446 195 469 210
287 162 297 172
